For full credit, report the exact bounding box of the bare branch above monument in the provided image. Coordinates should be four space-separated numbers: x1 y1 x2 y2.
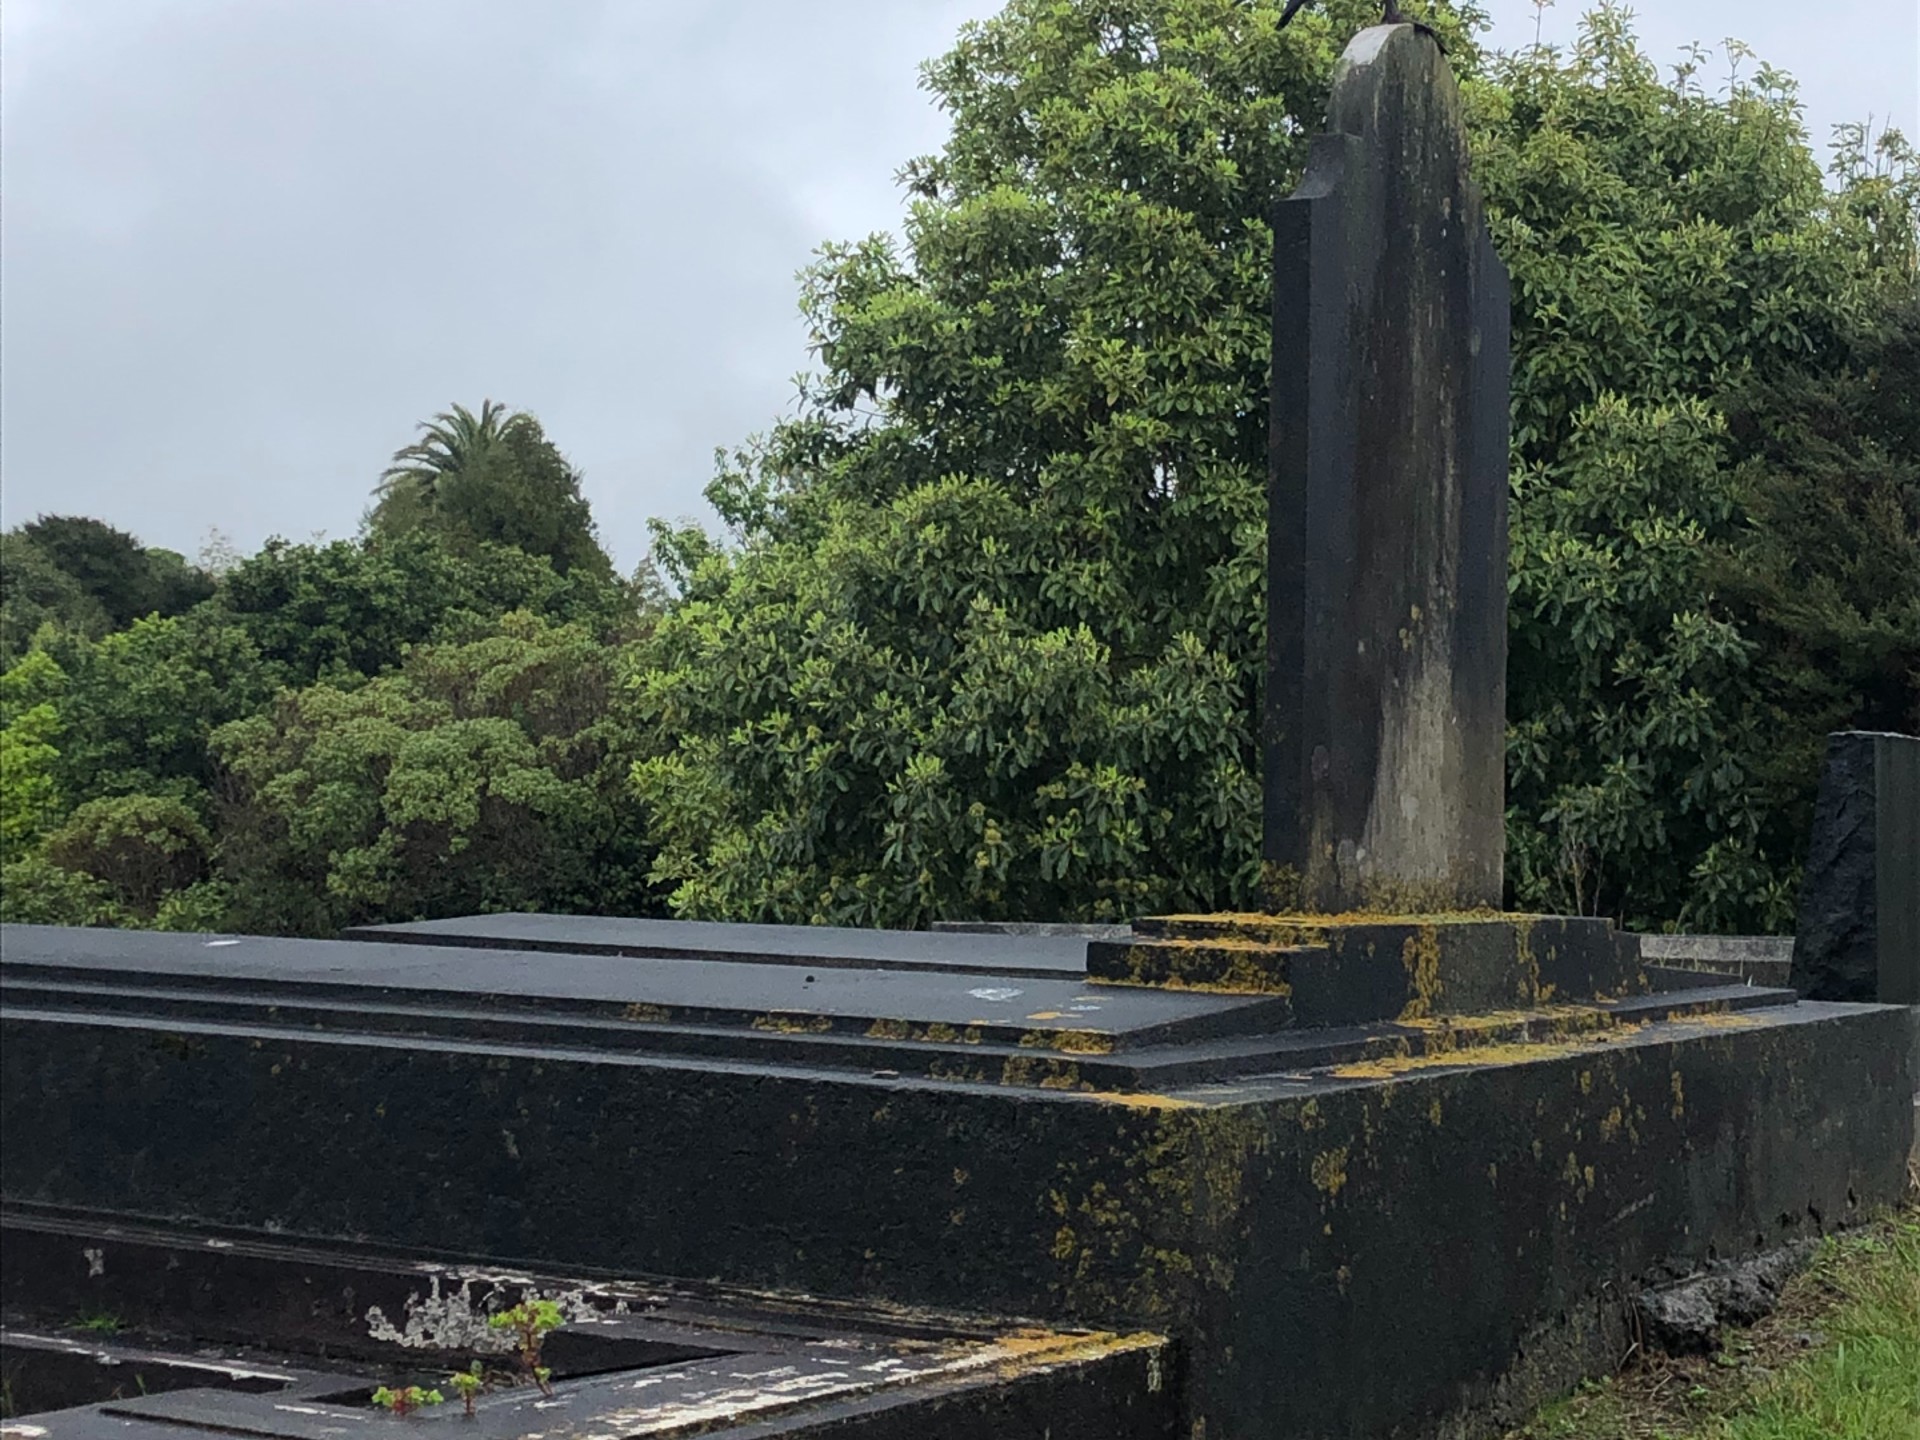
1277 3 1447 52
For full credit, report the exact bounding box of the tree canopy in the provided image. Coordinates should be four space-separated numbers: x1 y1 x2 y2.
2 3 1914 939
1 518 214 664
2 403 652 934
369 402 616 581
636 0 1918 931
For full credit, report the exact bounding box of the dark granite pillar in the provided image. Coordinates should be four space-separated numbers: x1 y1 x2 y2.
1265 25 1510 913
1791 731 1920 1005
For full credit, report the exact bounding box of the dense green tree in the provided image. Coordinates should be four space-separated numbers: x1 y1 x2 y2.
44 794 212 918
370 402 615 580
0 533 111 663
1712 292 1920 849
37 612 272 811
1485 10 1917 928
375 400 517 518
217 531 630 689
0 651 68 859
636 0 1477 926
213 613 655 936
0 855 123 927
635 0 1915 932
17 516 215 629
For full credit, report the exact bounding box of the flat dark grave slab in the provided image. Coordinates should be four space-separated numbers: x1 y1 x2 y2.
0 924 1284 1055
343 913 1090 979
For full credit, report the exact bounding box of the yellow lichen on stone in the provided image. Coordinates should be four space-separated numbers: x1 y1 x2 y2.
622 1002 670 1023
1311 1146 1351 1198
1048 1030 1118 1055
1082 1091 1198 1110
1513 916 1540 1004
1001 1055 1086 1089
1398 925 1443 1021
867 1018 910 1041
752 1012 834 1034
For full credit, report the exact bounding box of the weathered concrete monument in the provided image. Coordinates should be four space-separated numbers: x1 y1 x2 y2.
3 26 1915 1440
1265 23 1509 913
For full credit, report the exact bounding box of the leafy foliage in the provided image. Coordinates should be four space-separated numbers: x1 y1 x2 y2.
489 1299 563 1396
0 855 123 927
1 402 650 933
15 516 215 632
0 534 111 663
2 5 1913 940
1712 294 1920 851
1484 7 1918 928
44 795 212 917
217 532 628 690
0 651 68 859
213 613 654 936
369 1386 444 1416
370 402 615 580
39 612 272 809
634 0 1916 932
636 0 1428 925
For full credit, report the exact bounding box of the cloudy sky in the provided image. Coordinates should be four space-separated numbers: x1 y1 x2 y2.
3 1 1915 572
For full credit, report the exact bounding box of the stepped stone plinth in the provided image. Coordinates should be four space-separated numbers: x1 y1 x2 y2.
1089 912 1644 1020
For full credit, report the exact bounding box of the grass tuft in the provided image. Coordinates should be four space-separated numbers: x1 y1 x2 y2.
1510 1206 1919 1440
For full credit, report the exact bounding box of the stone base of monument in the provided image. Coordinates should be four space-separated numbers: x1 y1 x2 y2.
1087 912 1643 1016
4 917 1914 1440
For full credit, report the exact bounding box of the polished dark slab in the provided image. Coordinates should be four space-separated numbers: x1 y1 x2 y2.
343 913 1091 979
0 924 1283 1055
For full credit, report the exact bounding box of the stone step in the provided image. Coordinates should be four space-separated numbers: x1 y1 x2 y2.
1093 912 1646 1023
0 971 1792 1097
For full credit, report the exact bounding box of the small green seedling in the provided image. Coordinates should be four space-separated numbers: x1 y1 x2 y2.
488 1299 564 1397
71 1312 123 1335
370 1385 444 1416
446 1363 486 1418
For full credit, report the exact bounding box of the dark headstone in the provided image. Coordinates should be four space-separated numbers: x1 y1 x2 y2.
1265 26 1511 912
1791 731 1920 1005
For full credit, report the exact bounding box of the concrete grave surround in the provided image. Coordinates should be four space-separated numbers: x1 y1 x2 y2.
1265 24 1510 913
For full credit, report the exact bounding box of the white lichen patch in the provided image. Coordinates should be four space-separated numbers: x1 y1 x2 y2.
364 1273 601 1352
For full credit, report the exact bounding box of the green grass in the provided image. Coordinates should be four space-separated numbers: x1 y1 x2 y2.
1513 1207 1920 1440
1716 1217 1919 1440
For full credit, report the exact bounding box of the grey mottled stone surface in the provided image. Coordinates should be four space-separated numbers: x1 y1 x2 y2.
1265 25 1510 912
1790 731 1920 1005
1637 934 1793 988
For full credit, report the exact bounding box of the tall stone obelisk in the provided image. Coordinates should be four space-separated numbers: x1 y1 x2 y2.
1263 24 1511 914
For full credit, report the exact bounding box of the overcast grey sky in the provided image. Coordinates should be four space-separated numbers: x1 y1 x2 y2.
3 2 1915 571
